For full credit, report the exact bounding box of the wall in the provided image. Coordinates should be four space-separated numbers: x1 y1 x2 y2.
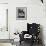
0 3 9 39
0 0 8 3
0 0 13 46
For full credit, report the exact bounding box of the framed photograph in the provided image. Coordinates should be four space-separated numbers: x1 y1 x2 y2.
16 7 27 20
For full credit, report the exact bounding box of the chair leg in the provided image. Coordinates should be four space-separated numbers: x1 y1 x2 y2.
20 41 21 45
30 39 34 46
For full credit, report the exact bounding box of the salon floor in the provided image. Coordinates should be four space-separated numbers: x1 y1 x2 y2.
19 41 43 46
0 43 12 46
0 42 43 46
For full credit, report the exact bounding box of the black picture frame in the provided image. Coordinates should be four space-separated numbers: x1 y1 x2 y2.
16 7 27 20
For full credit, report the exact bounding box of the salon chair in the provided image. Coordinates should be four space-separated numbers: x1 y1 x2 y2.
19 23 40 46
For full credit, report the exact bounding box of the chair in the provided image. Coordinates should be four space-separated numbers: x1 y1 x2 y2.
19 23 40 46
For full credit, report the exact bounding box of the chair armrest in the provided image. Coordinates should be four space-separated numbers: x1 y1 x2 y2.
19 31 27 41
22 31 28 35
19 34 24 41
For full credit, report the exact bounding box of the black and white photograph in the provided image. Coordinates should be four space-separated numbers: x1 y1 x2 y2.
0 0 46 46
16 7 27 20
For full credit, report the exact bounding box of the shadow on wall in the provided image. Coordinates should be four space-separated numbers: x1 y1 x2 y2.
40 25 45 46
